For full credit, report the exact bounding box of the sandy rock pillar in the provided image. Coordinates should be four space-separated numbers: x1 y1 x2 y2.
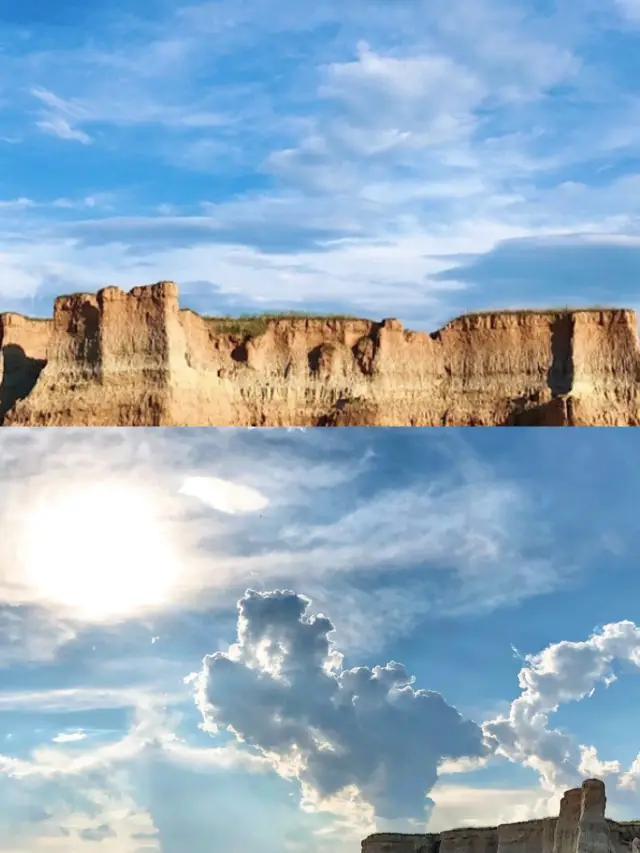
576 780 611 853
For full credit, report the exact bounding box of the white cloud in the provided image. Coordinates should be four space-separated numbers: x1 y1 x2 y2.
35 117 92 144
0 702 168 780
0 608 77 666
0 699 268 788
428 782 558 831
29 87 93 144
434 0 579 100
161 737 272 774
51 196 100 209
0 686 184 713
190 588 491 824
0 770 160 853
31 88 84 116
0 198 35 210
437 756 490 775
483 621 640 793
318 40 485 148
178 476 269 514
51 732 87 744
578 745 621 779
0 729 144 779
620 754 640 790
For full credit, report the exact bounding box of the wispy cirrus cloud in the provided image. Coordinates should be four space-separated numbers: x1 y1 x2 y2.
35 115 92 144
0 429 571 657
30 87 93 144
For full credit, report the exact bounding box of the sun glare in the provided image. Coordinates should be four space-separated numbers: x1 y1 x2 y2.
16 481 180 621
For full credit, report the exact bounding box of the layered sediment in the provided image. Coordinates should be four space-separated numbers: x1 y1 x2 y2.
1 282 640 426
362 780 640 853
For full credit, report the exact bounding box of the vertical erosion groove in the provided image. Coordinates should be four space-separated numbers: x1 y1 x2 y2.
548 315 574 397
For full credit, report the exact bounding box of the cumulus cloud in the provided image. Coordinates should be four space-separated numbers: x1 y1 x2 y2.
483 621 640 792
190 588 491 823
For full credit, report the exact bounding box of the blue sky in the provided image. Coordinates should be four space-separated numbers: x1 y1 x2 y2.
3 0 640 327
1 427 640 852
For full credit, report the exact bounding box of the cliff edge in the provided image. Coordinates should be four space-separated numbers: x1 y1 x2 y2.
362 780 640 853
1 282 639 426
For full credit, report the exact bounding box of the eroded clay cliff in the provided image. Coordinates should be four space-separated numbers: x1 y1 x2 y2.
362 780 640 853
1 282 639 426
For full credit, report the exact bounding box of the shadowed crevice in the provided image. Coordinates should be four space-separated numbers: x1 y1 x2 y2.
78 302 100 365
230 339 249 362
308 344 324 374
0 344 47 421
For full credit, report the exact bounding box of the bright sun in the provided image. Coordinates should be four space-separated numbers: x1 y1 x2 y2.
16 481 180 621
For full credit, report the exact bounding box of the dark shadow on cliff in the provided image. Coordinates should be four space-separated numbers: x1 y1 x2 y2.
316 395 381 425
0 345 47 421
548 316 573 396
507 396 572 426
80 302 100 365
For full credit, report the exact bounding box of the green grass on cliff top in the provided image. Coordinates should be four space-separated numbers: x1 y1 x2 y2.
456 305 624 318
437 305 629 329
202 305 628 337
200 310 364 337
